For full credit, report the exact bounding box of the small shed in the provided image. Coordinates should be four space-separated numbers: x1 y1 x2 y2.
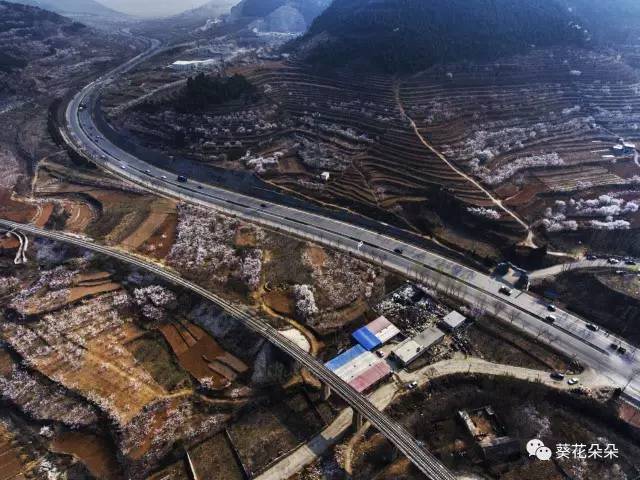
441 310 466 332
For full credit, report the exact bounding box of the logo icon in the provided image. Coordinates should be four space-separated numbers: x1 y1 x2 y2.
527 439 552 461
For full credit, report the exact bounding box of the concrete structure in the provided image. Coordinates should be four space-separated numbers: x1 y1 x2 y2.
352 316 400 351
440 311 466 332
325 345 392 393
623 142 637 154
169 59 217 71
392 327 445 366
458 406 520 461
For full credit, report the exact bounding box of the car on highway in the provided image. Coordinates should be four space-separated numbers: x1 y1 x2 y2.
618 346 627 355
586 323 599 332
567 378 579 386
161 175 167 180
144 169 151 174
550 372 565 381
394 247 404 255
608 258 620 264
547 304 556 312
406 381 418 390
625 259 637 266
260 203 267 208
543 315 556 324
120 164 126 169
586 254 598 260
177 175 188 183
498 286 512 296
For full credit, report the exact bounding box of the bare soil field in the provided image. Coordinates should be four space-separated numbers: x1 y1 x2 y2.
229 392 326 477
466 317 577 372
159 319 248 389
50 431 121 480
190 433 245 480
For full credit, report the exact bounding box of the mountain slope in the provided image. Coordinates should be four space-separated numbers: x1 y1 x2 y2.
561 0 640 42
8 0 123 17
293 0 586 72
229 0 331 33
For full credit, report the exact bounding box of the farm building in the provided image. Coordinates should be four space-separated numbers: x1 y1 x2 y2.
391 326 445 366
352 316 400 350
440 310 466 332
324 345 392 393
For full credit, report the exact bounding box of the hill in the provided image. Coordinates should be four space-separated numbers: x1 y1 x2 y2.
0 0 83 74
561 0 640 42
229 0 331 34
293 0 587 73
8 0 124 17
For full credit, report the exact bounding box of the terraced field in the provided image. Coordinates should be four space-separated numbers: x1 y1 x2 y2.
399 48 640 252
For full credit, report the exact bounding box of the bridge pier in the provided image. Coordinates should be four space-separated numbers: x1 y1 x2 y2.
321 382 331 401
353 410 365 431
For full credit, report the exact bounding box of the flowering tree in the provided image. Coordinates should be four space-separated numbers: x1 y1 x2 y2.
133 286 177 322
293 284 318 320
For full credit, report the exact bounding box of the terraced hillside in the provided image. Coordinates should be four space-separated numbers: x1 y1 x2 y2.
109 61 528 257
400 48 640 254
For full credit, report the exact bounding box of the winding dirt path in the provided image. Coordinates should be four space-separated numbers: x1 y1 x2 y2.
393 82 535 246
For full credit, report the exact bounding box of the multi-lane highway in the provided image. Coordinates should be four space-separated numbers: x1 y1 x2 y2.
59 38 640 406
0 219 456 480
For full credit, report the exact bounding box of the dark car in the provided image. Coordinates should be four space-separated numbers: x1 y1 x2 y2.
177 175 188 183
625 259 637 266
586 323 599 332
499 286 512 296
586 254 598 260
394 247 403 254
544 315 556 324
618 346 627 355
547 304 557 312
550 372 565 381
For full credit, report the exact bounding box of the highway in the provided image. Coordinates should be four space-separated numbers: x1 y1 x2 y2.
59 38 640 406
0 219 456 480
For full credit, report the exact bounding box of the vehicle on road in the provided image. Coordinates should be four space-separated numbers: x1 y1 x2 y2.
567 378 579 386
120 164 126 169
586 254 598 260
547 304 556 312
618 346 627 355
260 203 267 208
608 258 620 264
376 350 385 358
161 175 167 180
394 247 404 254
625 259 637 266
586 323 599 332
544 315 556 324
550 372 565 381
499 286 512 296
177 175 188 183
406 381 418 390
